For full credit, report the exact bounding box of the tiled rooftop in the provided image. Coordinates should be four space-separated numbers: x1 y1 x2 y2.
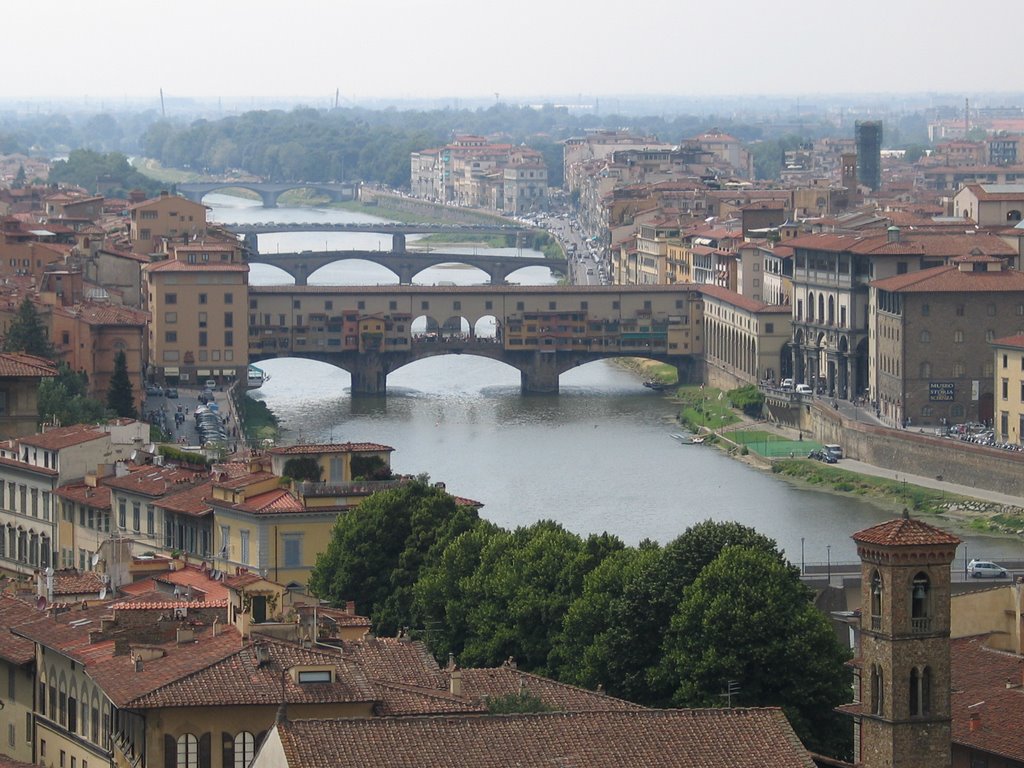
852 515 961 547
272 708 814 768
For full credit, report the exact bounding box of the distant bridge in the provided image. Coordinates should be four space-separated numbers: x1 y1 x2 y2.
178 181 358 208
222 222 534 256
248 249 568 285
247 284 703 395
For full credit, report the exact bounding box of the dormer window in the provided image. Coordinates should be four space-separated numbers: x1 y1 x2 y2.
297 669 331 683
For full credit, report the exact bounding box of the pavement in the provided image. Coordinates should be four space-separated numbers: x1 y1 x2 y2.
143 385 243 457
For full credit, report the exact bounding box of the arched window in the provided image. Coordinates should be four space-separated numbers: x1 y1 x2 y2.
909 666 932 716
818 294 825 324
234 732 256 768
828 296 835 325
870 571 883 630
1007 209 1022 222
807 292 815 322
870 664 883 715
177 734 198 768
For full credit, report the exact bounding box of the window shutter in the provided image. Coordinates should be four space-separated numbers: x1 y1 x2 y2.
164 734 176 768
199 732 212 768
222 732 234 768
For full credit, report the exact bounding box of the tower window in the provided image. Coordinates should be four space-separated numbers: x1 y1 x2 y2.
870 664 883 716
911 573 931 632
909 666 932 717
870 571 883 630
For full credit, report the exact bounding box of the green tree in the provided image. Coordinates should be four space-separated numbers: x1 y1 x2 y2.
2 297 54 359
431 521 621 675
282 457 322 482
728 384 764 418
106 350 137 419
557 521 785 706
660 546 852 758
38 364 107 426
308 478 481 635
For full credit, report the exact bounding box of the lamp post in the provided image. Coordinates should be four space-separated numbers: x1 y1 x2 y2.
826 545 832 586
800 537 805 576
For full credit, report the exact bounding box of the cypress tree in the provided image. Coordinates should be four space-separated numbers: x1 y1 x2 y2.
2 297 54 359
107 350 137 419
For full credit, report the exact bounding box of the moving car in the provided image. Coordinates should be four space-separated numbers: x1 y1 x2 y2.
795 384 813 395
967 559 1009 578
780 378 793 391
145 385 163 397
164 388 179 399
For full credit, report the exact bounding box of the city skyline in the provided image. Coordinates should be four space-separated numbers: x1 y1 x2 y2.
8 0 1022 108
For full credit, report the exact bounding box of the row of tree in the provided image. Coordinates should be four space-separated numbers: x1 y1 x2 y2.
308 479 852 758
48 149 165 198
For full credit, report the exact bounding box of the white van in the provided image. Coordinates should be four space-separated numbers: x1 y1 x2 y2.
823 444 843 460
795 384 813 395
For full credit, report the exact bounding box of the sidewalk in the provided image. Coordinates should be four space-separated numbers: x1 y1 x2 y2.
835 458 1024 508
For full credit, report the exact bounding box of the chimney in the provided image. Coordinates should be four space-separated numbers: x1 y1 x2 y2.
449 667 463 697
887 225 900 244
346 600 356 615
176 628 195 644
969 712 981 732
134 658 143 672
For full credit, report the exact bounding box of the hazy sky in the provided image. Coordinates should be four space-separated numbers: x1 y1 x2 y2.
11 0 1019 106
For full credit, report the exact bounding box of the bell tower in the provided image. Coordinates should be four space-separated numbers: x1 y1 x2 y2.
848 510 959 767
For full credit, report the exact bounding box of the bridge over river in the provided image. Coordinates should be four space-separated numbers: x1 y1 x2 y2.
248 249 567 285
248 284 703 394
178 181 358 208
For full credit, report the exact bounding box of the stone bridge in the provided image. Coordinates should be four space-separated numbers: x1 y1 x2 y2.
227 222 533 258
248 284 705 394
247 249 568 285
178 181 358 208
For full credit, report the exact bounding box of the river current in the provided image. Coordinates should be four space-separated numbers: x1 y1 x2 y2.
208 194 1024 566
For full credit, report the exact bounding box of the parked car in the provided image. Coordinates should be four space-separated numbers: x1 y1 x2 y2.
780 378 793 391
967 559 1009 578
795 384 813 395
145 385 163 397
164 388 179 399
807 450 837 464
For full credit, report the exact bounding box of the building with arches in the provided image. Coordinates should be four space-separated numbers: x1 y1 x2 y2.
844 511 960 768
953 183 1024 225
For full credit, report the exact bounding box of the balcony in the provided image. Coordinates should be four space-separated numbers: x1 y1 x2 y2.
911 616 932 633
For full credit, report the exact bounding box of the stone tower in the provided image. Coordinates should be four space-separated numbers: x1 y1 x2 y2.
848 511 959 767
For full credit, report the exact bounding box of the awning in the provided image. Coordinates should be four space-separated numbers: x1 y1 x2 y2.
164 367 180 376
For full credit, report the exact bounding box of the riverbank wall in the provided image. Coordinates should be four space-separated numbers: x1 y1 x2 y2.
802 401 1024 497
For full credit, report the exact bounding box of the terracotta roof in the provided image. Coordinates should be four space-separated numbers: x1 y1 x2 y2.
0 454 57 477
269 442 394 456
458 666 642 712
0 595 41 664
105 466 204 497
698 284 789 315
126 638 376 709
20 425 106 451
213 470 276 490
223 487 304 515
993 334 1024 350
342 637 445 689
0 353 57 378
961 183 1024 202
788 231 1015 258
371 679 484 716
50 569 106 596
871 264 1024 293
222 572 263 589
118 564 230 602
950 636 1024 762
271 708 814 768
55 482 111 509
58 303 149 327
158 480 213 516
852 514 961 547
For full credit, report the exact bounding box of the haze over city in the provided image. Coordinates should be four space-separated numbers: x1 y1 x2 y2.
8 0 1022 110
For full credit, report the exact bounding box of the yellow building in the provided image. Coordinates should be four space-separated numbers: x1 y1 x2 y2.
127 192 208 254
0 352 56 440
0 595 39 765
143 245 249 386
993 334 1024 445
210 443 396 590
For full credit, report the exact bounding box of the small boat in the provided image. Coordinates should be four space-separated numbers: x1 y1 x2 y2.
690 436 706 445
670 433 704 445
643 380 672 391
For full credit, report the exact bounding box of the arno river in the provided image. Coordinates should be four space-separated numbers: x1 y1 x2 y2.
209 194 1024 567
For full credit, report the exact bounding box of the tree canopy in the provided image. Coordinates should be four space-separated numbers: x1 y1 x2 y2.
308 477 481 635
48 149 163 197
2 297 54 359
38 364 107 426
660 546 852 757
